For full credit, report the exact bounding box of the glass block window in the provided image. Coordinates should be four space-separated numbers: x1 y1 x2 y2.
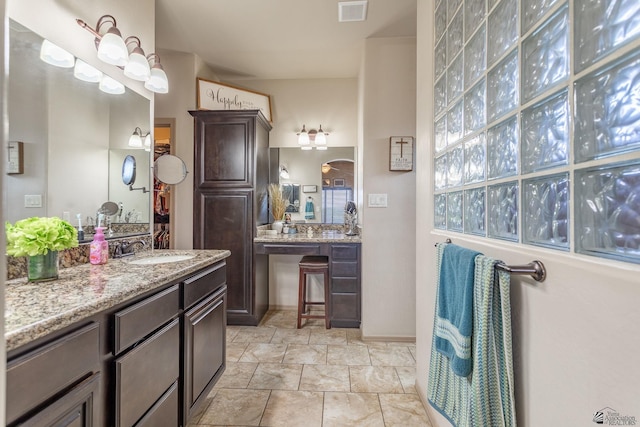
523 173 570 249
431 0 640 264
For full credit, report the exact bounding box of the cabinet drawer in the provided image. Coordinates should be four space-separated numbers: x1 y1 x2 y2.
332 277 358 293
7 322 99 425
331 245 358 260
258 244 322 255
183 263 226 309
115 319 179 427
135 381 179 427
114 284 179 355
331 261 358 277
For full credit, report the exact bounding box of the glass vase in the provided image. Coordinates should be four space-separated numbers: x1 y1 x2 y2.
27 250 59 282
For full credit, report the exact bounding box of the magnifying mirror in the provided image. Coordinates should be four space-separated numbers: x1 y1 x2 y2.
155 154 188 185
122 155 137 185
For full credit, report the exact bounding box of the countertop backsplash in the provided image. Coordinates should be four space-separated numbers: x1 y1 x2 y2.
6 233 153 281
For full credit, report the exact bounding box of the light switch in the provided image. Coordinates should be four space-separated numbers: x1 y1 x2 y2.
24 194 42 208
368 193 388 207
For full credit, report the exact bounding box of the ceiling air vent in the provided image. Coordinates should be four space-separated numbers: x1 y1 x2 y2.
338 1 368 22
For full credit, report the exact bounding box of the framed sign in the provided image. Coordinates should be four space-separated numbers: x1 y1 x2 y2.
7 141 24 175
389 136 414 171
333 178 345 187
302 185 317 193
196 78 272 122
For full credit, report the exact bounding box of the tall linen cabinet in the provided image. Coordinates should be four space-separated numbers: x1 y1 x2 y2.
190 110 271 326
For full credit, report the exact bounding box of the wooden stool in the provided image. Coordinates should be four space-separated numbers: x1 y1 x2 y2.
297 256 330 329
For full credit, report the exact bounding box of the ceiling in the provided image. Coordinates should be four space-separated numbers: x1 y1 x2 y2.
155 0 417 81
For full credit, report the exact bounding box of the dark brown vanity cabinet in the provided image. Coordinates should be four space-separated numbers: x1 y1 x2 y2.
182 264 227 424
191 110 271 326
6 323 101 427
330 244 361 328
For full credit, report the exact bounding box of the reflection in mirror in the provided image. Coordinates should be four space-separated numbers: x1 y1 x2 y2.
154 154 188 185
281 184 300 213
5 19 151 239
278 147 355 223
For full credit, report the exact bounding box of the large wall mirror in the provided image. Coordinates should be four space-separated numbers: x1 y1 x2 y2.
277 147 355 223
5 19 151 240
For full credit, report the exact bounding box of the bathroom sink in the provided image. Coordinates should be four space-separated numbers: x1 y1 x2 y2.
128 255 196 265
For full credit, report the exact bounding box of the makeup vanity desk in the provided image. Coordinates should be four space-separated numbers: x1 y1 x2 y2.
254 231 362 328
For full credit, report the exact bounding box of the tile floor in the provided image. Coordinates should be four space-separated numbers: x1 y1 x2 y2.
187 310 432 427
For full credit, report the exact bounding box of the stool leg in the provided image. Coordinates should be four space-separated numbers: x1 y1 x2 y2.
297 268 305 329
324 269 331 329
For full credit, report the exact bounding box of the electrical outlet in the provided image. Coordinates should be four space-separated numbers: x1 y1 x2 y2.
368 193 388 207
24 194 43 208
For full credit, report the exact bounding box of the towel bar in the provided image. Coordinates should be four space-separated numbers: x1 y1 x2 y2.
434 239 547 282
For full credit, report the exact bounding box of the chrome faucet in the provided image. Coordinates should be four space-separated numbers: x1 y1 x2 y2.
113 240 147 258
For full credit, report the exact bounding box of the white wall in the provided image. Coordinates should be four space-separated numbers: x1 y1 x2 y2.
360 37 417 340
415 1 640 425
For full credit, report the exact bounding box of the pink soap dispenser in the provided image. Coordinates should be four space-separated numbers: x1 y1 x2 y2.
90 227 108 265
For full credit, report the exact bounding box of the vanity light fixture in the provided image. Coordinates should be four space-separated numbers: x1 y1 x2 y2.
123 36 151 81
128 127 151 149
74 58 103 83
297 125 329 149
279 165 290 179
40 40 75 68
77 15 169 93
99 75 125 94
143 132 152 151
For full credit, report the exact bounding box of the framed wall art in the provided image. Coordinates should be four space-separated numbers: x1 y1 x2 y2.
389 136 414 171
196 78 272 122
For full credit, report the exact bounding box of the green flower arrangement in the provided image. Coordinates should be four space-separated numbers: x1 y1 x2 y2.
5 216 78 257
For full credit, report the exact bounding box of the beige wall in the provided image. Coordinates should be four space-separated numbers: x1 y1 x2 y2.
360 37 417 339
415 1 640 425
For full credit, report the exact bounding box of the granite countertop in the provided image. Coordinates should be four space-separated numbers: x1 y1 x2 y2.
254 230 362 244
5 249 230 351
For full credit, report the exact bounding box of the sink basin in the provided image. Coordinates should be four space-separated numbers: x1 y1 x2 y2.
128 255 196 265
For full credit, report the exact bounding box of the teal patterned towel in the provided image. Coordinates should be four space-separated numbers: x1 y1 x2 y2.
428 243 517 427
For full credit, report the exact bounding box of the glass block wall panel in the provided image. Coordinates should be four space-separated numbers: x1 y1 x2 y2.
575 51 640 162
448 0 463 23
464 133 487 184
487 49 519 122
575 162 640 263
447 51 464 102
435 38 446 79
522 6 569 102
435 154 447 190
464 25 486 89
464 79 486 135
448 146 464 187
465 0 486 41
435 116 447 152
447 191 464 231
435 194 447 229
521 90 569 173
575 0 640 72
488 181 519 241
489 0 501 11
487 0 518 66
523 173 570 249
487 116 519 179
448 10 464 64
447 101 464 145
435 0 447 43
464 187 486 235
435 75 447 117
522 0 561 34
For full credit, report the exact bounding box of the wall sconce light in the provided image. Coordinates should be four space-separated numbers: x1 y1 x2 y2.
77 15 169 93
40 40 75 68
123 36 151 81
128 127 150 148
297 125 329 149
279 165 290 179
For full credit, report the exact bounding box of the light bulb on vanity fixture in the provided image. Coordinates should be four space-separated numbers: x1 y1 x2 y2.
297 125 329 150
40 40 75 68
123 36 151 81
279 165 290 179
